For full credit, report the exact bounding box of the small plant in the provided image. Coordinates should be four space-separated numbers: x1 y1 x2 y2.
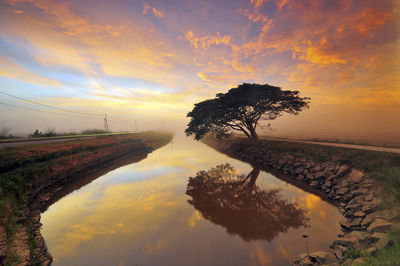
42 127 57 137
6 248 21 266
343 244 363 260
0 125 11 139
29 129 42 138
81 129 107 134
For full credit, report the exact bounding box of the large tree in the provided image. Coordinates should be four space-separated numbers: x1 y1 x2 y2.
185 83 310 140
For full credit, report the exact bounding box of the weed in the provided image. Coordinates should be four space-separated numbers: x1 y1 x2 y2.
6 249 21 266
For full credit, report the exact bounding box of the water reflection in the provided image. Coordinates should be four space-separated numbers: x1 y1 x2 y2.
186 164 309 242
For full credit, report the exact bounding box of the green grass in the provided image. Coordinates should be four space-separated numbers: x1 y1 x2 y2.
357 230 400 265
264 136 400 149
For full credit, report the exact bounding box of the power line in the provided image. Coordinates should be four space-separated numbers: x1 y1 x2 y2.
0 91 103 117
0 102 99 120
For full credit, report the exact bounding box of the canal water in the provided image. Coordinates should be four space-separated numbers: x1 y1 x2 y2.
41 135 342 265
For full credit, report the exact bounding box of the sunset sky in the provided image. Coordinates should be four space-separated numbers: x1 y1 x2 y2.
0 0 399 139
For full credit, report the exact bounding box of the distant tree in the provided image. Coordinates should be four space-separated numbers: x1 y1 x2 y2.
0 126 11 139
30 129 42 138
42 127 57 137
185 83 310 140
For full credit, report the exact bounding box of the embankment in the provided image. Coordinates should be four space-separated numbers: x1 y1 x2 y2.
203 136 400 265
0 131 173 265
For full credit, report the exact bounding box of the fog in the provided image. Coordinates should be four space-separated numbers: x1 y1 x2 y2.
2 103 399 147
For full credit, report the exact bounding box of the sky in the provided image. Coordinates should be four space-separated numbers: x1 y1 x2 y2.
0 0 399 139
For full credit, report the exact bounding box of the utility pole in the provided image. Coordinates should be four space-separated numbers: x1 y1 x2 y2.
104 113 109 132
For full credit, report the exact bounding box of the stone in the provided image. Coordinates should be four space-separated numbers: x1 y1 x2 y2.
346 231 367 241
310 181 319 187
347 169 364 183
350 218 363 228
336 187 349 195
361 214 378 227
367 220 392 233
336 165 350 176
361 205 375 214
353 257 368 264
333 236 358 247
296 175 305 181
313 171 325 179
366 232 386 243
366 246 377 255
278 159 286 166
306 173 314 180
321 161 330 168
354 211 366 218
324 180 332 188
327 174 338 181
294 161 302 167
325 173 335 181
342 193 353 202
309 251 329 264
313 164 321 171
331 248 344 260
339 218 351 230
303 169 309 175
375 237 394 249
365 193 374 202
345 203 361 211
293 253 313 265
295 167 304 174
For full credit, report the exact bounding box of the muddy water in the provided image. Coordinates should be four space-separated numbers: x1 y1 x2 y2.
41 136 342 266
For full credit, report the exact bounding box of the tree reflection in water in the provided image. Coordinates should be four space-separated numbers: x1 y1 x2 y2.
186 164 309 241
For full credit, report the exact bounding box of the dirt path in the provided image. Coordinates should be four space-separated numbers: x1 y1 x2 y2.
0 136 95 148
265 137 400 154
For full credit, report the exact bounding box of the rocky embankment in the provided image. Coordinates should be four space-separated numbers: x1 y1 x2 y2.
0 133 172 266
204 137 400 265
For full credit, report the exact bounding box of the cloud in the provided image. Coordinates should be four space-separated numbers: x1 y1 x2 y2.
0 55 61 86
184 31 231 50
142 2 165 18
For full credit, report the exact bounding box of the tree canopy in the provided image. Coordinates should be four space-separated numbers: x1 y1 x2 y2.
186 164 309 241
185 83 310 140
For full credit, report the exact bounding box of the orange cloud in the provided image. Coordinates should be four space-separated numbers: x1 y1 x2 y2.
184 31 231 50
352 7 397 35
142 2 164 18
302 46 347 65
7 0 124 36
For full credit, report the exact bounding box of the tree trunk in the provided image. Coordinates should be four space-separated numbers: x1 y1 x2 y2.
249 127 258 141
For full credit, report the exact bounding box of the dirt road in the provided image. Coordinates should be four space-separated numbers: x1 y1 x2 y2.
265 137 400 154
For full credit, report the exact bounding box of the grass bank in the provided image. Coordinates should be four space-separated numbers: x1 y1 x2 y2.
0 131 173 265
204 135 400 265
0 131 135 144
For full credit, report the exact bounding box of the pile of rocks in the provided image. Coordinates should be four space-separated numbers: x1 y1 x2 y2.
226 143 399 265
